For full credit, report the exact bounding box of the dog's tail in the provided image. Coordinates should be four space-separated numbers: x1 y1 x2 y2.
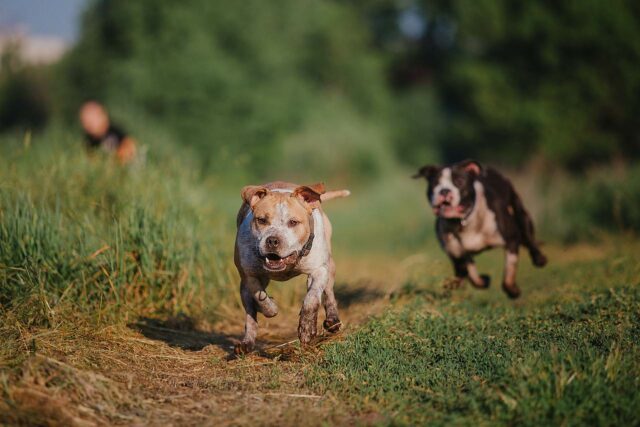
321 189 351 202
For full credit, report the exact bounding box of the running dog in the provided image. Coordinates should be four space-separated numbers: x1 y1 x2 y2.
413 160 547 298
234 181 350 354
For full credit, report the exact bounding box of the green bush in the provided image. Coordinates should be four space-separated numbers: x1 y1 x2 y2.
547 164 640 242
55 0 390 175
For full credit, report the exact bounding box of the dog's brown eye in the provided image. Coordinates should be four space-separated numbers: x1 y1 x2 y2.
256 217 268 225
288 219 300 227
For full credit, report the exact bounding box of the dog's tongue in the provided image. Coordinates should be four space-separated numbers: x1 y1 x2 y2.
436 204 465 218
265 258 285 269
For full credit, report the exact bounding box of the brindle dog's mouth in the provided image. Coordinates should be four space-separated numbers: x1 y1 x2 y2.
433 202 466 218
263 252 297 272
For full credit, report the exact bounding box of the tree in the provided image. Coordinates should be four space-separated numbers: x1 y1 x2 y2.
57 0 389 173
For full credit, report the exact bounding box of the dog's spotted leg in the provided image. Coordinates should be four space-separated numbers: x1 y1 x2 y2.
299 267 328 345
235 279 259 355
247 276 278 318
502 250 521 299
322 258 341 333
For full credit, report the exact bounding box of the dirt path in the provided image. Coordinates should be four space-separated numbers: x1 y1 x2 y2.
4 267 394 426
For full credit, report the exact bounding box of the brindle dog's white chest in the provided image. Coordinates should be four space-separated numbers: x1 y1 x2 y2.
442 184 505 257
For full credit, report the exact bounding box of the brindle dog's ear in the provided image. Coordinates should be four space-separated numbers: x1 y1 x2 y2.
412 165 439 180
241 185 268 208
458 159 483 177
293 184 324 209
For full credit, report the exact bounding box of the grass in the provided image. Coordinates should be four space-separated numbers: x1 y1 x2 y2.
310 242 640 426
0 130 638 425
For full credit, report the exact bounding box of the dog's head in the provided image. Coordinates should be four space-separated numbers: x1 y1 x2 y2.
413 160 483 219
241 183 324 272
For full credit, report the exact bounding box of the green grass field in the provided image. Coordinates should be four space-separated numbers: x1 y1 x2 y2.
1 131 638 426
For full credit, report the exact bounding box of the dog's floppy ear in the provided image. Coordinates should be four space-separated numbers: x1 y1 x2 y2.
412 165 439 180
292 183 325 209
458 159 483 177
241 185 268 208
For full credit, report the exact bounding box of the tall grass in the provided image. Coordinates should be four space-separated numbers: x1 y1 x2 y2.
0 129 235 325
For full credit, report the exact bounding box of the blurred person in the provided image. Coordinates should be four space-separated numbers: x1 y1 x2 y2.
79 101 137 165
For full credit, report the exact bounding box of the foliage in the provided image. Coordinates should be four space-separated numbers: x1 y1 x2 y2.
0 43 51 131
547 164 640 242
353 0 640 170
419 0 640 169
55 0 389 175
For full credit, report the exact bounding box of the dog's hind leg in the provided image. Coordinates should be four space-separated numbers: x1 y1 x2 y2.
501 249 521 299
322 258 341 333
511 193 547 267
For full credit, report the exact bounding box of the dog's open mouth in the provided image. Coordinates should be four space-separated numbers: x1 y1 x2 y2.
263 252 297 271
434 202 466 218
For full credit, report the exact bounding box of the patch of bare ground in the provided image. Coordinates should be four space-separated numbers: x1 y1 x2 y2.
0 258 394 426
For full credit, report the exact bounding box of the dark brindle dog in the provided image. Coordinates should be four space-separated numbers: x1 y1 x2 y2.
413 160 547 298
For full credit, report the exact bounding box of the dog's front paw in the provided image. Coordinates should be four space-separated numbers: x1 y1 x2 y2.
255 291 279 318
502 282 521 299
298 321 317 346
234 341 255 355
323 317 341 333
471 274 491 289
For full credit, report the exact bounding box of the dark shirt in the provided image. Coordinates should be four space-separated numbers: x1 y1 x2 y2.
85 125 127 152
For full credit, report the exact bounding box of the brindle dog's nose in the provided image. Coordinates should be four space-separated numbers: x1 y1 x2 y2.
439 188 451 197
266 236 280 250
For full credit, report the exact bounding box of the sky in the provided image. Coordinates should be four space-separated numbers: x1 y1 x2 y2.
0 0 87 41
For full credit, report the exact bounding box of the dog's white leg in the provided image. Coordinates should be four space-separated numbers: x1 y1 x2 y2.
467 261 490 289
298 267 329 345
322 257 341 333
247 276 278 318
236 278 258 354
502 250 521 299
235 276 276 354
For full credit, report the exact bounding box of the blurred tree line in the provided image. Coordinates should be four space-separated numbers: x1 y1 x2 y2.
2 0 639 173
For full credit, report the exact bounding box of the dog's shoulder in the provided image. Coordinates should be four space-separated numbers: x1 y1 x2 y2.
236 203 251 228
479 167 513 193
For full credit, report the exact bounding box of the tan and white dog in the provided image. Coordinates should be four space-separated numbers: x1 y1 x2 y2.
233 181 350 354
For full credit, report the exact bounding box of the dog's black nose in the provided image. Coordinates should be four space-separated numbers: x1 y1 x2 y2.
439 188 451 196
266 236 280 249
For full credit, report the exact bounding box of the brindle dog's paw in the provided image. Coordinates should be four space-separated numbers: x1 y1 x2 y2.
323 318 341 333
471 274 491 289
502 283 521 299
531 251 548 268
234 342 254 355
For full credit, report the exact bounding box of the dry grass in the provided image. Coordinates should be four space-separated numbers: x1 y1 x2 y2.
0 251 402 426
2 236 634 426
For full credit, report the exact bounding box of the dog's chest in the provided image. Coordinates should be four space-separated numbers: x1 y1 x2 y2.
441 206 504 257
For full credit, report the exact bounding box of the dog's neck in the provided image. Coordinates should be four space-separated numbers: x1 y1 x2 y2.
299 210 315 259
